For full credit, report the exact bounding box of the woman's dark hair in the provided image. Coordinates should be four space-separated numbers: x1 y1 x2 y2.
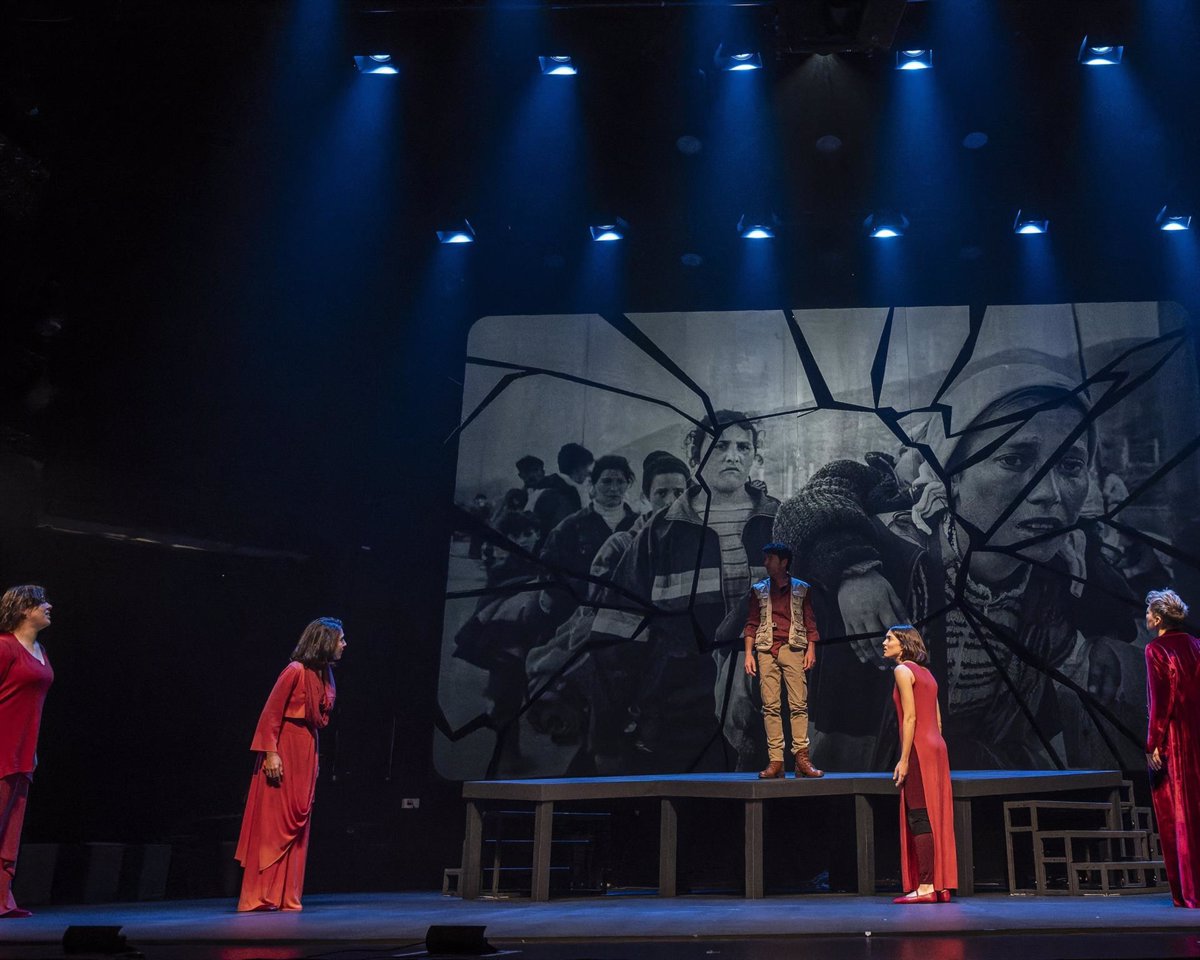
641 451 691 495
557 443 594 475
590 455 634 485
0 585 48 633
888 624 929 665
687 410 760 467
290 617 345 666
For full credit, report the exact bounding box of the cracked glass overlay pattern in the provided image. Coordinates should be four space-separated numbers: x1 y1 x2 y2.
435 303 1200 780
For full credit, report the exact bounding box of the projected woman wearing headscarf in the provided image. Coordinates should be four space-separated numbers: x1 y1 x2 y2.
775 350 1136 770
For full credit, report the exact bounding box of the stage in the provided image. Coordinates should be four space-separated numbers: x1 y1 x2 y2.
0 891 1198 960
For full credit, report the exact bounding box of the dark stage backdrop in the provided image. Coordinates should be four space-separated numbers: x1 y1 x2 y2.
437 302 1200 779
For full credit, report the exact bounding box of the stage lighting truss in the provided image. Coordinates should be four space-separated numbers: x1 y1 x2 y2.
539 55 577 76
864 211 909 238
353 54 398 75
590 218 628 242
1013 210 1050 235
895 49 932 71
737 213 778 239
715 45 763 72
436 220 475 244
1079 37 1124 66
1156 206 1192 232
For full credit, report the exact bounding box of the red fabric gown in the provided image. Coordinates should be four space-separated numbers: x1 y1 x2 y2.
235 661 334 911
0 633 54 915
893 661 957 893
1145 629 1200 908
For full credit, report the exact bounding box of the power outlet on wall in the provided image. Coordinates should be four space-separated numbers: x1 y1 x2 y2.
402 797 420 809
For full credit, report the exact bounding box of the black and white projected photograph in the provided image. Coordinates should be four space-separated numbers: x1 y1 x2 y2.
438 303 1200 780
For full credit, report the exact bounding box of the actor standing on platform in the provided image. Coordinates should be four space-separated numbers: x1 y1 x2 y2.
0 585 54 920
236 618 345 912
743 543 823 779
884 624 956 904
1144 589 1200 908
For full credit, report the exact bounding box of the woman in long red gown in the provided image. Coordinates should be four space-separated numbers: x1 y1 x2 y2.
236 617 346 912
1144 589 1200 908
0 585 54 920
883 624 957 904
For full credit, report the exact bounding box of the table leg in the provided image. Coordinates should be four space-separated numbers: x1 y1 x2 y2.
462 801 482 899
953 798 974 896
855 795 876 896
744 800 764 899
532 801 554 902
659 798 678 897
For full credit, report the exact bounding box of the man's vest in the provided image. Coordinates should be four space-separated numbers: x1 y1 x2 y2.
750 577 811 652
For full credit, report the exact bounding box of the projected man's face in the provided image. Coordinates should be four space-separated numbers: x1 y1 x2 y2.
646 472 688 512
951 405 1089 565
699 426 756 494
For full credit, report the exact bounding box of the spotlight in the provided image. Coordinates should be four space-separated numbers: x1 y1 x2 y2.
864 211 909 238
737 213 777 239
436 220 475 244
895 49 933 71
539 55 577 76
353 54 398 75
1157 205 1192 232
590 218 628 242
1013 210 1050 235
1078 37 1123 65
715 46 763 72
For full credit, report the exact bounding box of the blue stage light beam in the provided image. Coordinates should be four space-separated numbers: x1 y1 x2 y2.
353 54 398 75
1079 37 1124 66
539 55 577 76
895 49 933 71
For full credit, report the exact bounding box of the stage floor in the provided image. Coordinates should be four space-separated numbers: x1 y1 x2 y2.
1 891 1198 960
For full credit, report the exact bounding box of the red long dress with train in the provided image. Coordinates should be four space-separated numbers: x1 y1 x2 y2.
893 661 957 894
1145 628 1200 908
235 661 334 911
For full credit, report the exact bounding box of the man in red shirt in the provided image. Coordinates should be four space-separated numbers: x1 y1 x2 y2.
743 544 823 778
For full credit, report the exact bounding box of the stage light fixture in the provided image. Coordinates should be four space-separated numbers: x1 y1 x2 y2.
1078 37 1123 66
590 218 628 242
895 49 933 71
353 54 398 75
737 213 777 239
864 211 909 238
436 220 475 244
1157 206 1192 232
539 55 577 76
715 45 763 72
1013 210 1050 235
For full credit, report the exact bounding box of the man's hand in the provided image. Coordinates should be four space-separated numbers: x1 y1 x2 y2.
744 650 757 677
839 570 906 668
804 644 816 671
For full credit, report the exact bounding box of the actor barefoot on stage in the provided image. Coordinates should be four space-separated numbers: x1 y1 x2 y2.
0 586 54 920
884 625 956 904
743 543 823 779
1144 589 1200 908
236 618 346 912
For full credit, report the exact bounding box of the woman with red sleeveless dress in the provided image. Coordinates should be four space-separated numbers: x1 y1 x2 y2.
884 624 957 904
0 585 55 920
235 618 345 912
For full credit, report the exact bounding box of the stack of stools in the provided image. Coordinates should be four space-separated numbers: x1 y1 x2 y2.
1004 780 1168 895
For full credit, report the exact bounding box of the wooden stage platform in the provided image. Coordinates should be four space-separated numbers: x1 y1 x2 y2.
461 770 1125 901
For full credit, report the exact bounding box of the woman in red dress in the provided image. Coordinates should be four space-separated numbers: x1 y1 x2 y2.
236 617 346 912
0 585 55 920
883 624 957 904
1144 589 1200 908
